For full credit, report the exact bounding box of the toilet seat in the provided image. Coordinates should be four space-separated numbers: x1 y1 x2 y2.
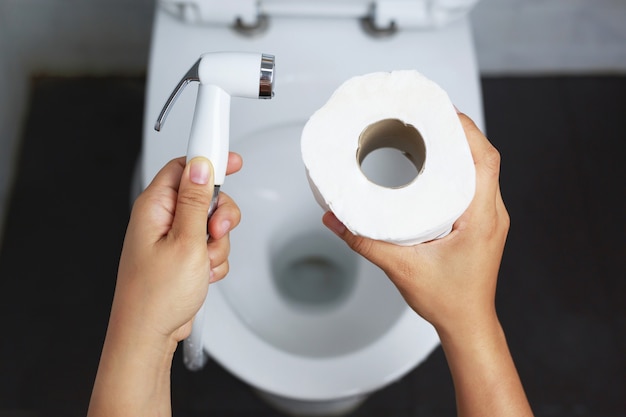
203 123 440 400
207 283 438 401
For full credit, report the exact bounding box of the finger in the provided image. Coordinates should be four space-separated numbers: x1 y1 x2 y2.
226 152 243 175
209 260 230 283
458 112 501 213
322 211 400 271
129 157 186 241
207 218 231 283
207 232 230 276
170 157 215 242
146 153 237 190
207 191 241 239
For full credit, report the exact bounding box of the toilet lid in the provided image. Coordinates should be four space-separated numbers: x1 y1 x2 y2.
159 0 480 29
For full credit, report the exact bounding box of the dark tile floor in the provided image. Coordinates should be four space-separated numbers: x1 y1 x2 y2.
0 76 624 417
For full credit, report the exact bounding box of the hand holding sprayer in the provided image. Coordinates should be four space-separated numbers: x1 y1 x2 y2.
154 51 275 370
155 51 275 218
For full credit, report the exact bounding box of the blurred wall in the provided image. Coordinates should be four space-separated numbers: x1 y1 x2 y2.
1 0 625 240
0 1 28 242
473 0 626 74
0 0 155 242
1 0 154 75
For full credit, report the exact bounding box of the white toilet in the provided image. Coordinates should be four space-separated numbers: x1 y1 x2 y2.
140 1 484 415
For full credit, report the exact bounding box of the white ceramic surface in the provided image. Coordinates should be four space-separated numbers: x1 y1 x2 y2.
142 3 483 413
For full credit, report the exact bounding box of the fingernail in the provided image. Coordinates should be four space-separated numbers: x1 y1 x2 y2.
220 220 231 237
453 104 461 114
325 213 346 236
209 269 217 283
211 220 231 239
189 158 210 185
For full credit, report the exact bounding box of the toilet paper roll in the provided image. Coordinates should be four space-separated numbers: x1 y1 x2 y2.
301 70 475 246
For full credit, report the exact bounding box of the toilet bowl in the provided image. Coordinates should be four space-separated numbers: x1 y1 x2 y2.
141 1 484 415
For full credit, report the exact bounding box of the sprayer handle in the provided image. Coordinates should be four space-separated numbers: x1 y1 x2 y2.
186 84 231 186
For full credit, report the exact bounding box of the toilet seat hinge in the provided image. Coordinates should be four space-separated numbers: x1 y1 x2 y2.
159 0 259 26
371 0 481 30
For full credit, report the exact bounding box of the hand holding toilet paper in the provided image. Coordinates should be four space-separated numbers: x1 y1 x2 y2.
301 70 475 245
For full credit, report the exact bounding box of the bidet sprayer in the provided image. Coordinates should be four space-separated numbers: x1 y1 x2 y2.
154 52 275 371
155 51 275 217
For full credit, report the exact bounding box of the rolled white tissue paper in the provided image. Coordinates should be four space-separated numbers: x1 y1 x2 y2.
301 70 475 246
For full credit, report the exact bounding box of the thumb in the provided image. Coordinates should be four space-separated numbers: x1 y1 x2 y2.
170 157 215 242
322 211 397 271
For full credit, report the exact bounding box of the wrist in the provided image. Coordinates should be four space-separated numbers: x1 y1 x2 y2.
434 311 534 417
106 306 179 368
434 307 502 351
89 315 177 417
